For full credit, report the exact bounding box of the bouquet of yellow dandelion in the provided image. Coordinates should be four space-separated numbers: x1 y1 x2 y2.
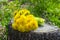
12 9 45 32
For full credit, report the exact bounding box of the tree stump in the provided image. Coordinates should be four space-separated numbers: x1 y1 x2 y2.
8 23 60 40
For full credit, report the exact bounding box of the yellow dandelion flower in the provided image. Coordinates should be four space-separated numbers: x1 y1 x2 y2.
26 15 35 21
12 9 44 32
18 25 25 32
12 23 17 30
18 9 30 15
18 10 23 15
23 9 30 15
29 20 38 30
15 18 21 24
14 13 20 20
22 9 30 14
13 10 19 16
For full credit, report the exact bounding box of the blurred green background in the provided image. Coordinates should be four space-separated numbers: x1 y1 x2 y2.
0 0 60 27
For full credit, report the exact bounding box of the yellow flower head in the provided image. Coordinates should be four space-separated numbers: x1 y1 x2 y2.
13 10 19 16
12 23 18 30
12 9 45 32
15 9 30 16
